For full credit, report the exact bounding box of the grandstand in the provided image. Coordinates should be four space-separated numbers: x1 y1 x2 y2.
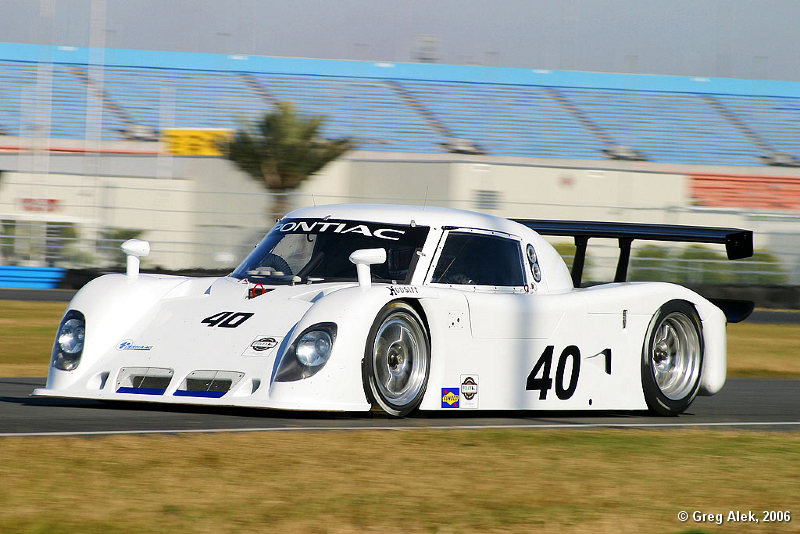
2 42 800 166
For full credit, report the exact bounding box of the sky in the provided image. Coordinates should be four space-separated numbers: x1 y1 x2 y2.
1 0 799 80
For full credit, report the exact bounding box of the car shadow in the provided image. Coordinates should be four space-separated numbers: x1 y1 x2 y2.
4 393 672 421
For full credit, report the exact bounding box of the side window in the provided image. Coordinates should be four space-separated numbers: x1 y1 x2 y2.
431 232 525 287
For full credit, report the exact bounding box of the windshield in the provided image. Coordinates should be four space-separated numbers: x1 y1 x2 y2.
232 218 430 284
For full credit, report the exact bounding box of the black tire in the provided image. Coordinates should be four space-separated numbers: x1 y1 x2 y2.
363 301 430 417
641 300 704 416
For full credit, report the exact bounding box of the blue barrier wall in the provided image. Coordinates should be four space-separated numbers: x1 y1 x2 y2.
0 266 66 289
1 42 799 98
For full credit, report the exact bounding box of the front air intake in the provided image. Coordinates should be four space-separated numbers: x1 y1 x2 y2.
116 367 174 395
174 370 245 398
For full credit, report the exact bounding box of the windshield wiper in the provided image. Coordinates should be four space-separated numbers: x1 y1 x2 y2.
246 273 294 284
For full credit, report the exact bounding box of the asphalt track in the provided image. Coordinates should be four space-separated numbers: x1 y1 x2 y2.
0 377 798 436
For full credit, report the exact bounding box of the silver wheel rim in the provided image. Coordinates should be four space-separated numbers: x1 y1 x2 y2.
650 312 701 400
372 311 428 406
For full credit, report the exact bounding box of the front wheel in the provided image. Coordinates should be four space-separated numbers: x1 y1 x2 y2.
641 300 704 416
363 302 430 417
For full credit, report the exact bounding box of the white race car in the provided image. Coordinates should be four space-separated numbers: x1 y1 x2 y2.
34 204 753 416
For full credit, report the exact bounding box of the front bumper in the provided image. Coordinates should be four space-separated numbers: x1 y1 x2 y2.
31 385 370 412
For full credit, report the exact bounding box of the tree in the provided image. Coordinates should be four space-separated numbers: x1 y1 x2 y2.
219 102 354 217
730 250 789 285
629 245 674 282
677 245 732 284
628 244 789 285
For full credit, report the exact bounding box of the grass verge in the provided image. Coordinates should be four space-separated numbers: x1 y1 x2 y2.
0 429 798 533
726 323 800 378
0 300 66 377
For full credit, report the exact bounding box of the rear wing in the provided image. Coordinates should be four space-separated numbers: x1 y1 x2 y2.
513 219 753 287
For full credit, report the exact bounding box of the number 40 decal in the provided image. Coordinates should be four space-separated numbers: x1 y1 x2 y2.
201 311 254 328
526 345 611 400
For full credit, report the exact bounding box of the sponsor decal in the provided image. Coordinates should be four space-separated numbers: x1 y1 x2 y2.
388 285 419 296
460 375 479 409
117 340 153 352
251 337 278 352
277 220 406 241
441 388 459 408
19 198 60 212
461 376 477 399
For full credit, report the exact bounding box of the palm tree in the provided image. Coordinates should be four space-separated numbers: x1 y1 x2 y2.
220 102 354 217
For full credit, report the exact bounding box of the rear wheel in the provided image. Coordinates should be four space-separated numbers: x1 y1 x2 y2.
363 302 430 417
641 300 704 416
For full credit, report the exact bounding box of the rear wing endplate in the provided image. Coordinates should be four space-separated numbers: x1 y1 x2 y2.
513 219 753 287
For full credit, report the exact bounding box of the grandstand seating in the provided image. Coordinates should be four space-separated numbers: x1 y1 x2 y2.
714 94 800 160
246 74 443 152
1 43 800 166
557 89 761 165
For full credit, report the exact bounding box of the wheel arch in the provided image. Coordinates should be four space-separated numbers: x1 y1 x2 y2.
400 297 432 341
672 293 727 397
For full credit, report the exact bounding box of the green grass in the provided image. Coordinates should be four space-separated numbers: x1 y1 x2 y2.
0 300 65 376
0 429 797 533
726 323 800 377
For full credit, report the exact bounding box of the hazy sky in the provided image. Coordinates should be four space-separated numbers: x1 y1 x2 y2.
2 0 799 80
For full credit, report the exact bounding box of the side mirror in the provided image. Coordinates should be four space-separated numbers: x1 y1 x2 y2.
121 239 150 280
349 248 386 289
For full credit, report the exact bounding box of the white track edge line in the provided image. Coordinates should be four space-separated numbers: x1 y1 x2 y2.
2 420 800 437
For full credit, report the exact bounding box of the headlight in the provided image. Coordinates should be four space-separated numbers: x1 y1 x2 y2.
274 323 337 382
295 330 333 367
52 310 86 371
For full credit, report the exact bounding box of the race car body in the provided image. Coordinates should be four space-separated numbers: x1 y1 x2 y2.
34 204 754 416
